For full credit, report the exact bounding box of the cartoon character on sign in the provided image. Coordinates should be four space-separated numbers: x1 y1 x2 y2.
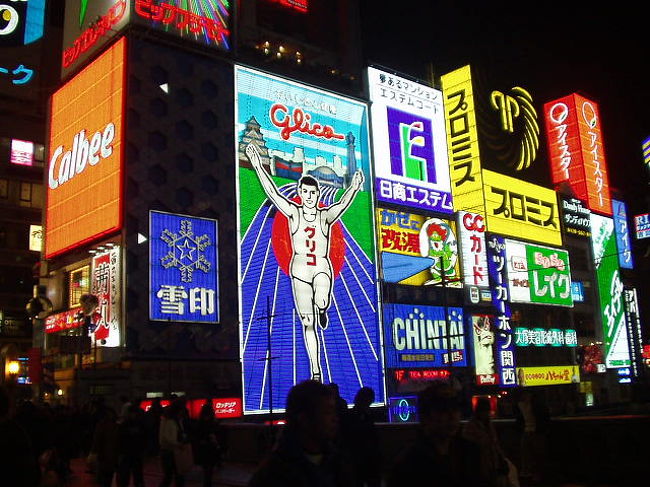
245 144 364 381
419 218 457 285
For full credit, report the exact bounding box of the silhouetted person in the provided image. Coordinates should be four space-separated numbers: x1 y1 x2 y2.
117 404 147 487
192 403 223 487
90 406 120 487
145 397 164 455
344 387 381 487
387 381 487 487
159 398 190 487
248 380 355 487
515 390 549 485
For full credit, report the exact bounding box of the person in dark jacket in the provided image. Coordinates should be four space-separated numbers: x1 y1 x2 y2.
192 403 222 487
343 387 381 487
117 404 147 487
90 406 120 487
248 380 355 487
387 381 488 487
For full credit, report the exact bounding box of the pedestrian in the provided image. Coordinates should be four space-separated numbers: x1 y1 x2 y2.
514 390 549 486
145 397 164 455
89 406 120 487
344 386 381 487
191 403 223 487
462 397 514 487
387 381 487 487
117 404 147 487
248 380 356 487
159 398 192 487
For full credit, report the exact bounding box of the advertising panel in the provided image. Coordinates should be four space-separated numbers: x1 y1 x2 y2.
514 328 577 347
90 247 121 347
388 396 418 423
504 239 572 307
0 0 45 47
61 0 130 78
132 0 230 50
150 211 219 324
368 67 452 213
382 303 466 369
376 208 461 286
45 309 83 334
29 224 43 252
543 94 612 216
571 281 584 302
46 38 125 258
440 65 485 213
486 235 517 386
235 66 383 413
516 365 580 387
612 200 633 269
457 211 488 289
483 170 561 246
623 288 643 378
560 197 591 238
471 314 498 386
634 213 650 240
590 213 631 368
10 139 34 165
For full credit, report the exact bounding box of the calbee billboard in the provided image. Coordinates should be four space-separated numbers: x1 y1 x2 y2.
544 94 612 216
368 67 452 214
504 239 573 307
46 38 125 258
377 208 461 286
235 66 383 413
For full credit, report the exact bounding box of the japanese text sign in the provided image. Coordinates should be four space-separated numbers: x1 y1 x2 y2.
612 200 633 269
560 197 591 238
634 213 650 240
516 365 580 387
91 247 122 347
457 211 488 288
514 328 577 347
368 67 453 213
150 211 219 323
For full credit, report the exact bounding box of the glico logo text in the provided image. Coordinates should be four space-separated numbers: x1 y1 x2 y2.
49 122 116 189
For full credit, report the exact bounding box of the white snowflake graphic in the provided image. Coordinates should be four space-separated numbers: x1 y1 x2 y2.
160 219 211 282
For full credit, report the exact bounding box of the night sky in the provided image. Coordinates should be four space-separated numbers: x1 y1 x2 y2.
359 2 650 215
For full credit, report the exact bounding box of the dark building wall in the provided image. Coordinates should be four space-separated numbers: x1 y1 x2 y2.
123 37 238 361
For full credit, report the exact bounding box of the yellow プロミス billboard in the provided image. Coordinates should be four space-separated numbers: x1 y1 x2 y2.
483 169 562 246
46 38 125 258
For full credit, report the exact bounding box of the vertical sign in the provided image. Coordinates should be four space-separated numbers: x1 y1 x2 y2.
486 235 516 386
590 213 630 368
236 66 383 413
457 211 488 289
612 200 633 270
441 65 485 213
623 288 643 378
91 247 121 347
150 211 219 323
471 314 498 385
368 67 453 213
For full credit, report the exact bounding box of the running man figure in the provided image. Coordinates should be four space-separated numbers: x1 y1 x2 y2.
245 143 364 382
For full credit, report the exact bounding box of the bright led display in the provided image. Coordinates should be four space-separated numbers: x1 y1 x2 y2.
504 239 573 307
235 66 383 413
483 170 561 246
590 213 631 368
376 208 461 286
544 94 612 216
150 211 219 323
46 38 125 258
368 67 452 214
612 200 633 269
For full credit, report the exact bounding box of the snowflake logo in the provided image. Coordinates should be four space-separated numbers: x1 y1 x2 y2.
160 219 211 282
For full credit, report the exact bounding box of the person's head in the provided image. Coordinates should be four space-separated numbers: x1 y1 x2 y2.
79 293 99 316
418 381 462 440
285 380 338 448
298 176 320 209
353 386 375 409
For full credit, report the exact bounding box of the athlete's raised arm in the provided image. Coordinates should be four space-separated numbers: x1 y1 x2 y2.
245 144 295 218
324 170 364 224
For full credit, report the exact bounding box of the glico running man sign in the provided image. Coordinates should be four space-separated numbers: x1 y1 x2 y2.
235 66 384 414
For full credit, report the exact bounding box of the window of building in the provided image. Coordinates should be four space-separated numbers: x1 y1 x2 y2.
20 182 32 202
67 266 90 308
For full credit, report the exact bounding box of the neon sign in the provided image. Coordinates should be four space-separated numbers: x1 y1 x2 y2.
265 0 308 13
634 213 650 240
388 396 418 423
0 0 45 46
457 211 488 288
514 328 577 347
613 200 633 270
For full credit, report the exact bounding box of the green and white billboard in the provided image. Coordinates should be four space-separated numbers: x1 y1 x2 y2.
590 214 631 368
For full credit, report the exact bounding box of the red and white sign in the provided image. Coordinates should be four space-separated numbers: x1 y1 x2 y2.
45 309 83 334
212 397 242 418
90 247 121 347
544 94 612 216
457 211 489 288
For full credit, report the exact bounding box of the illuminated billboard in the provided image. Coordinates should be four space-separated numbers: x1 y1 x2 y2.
514 328 577 347
61 0 130 78
46 38 125 258
634 213 650 240
376 208 461 287
612 200 633 270
0 0 45 46
133 0 230 50
10 139 34 165
235 66 384 413
150 211 219 323
471 314 498 386
382 303 466 369
544 94 612 216
590 213 630 368
486 235 517 386
516 365 580 387
368 67 452 214
504 239 573 307
91 247 122 347
560 197 591 238
483 170 561 246
456 211 488 289
440 66 484 213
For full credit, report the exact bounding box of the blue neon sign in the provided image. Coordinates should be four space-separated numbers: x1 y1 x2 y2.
150 211 219 323
613 200 633 270
388 396 418 423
